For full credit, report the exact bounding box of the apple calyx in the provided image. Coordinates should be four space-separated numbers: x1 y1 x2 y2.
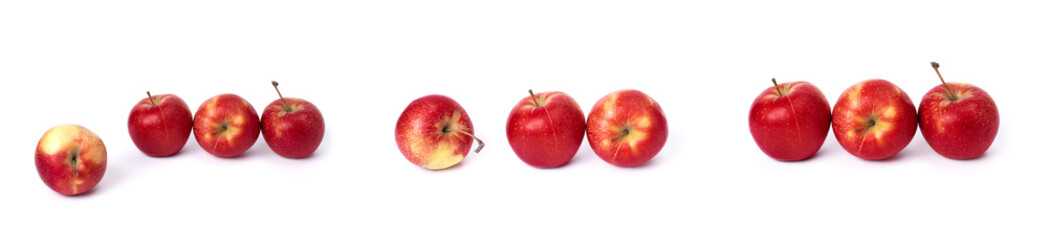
441 124 485 153
271 81 293 113
772 78 784 96
147 91 157 106
930 62 959 101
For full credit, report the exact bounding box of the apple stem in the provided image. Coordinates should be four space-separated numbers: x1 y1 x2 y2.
271 81 292 112
853 119 876 132
610 128 631 142
70 151 79 177
147 91 157 106
528 89 539 106
211 125 228 135
931 62 958 101
456 130 485 153
772 78 783 96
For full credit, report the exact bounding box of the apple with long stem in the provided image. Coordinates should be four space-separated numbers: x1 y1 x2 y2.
749 78 831 161
128 91 193 157
506 90 586 168
262 81 325 158
586 89 668 167
193 93 261 158
831 79 918 160
395 94 484 170
918 62 999 159
36 125 107 196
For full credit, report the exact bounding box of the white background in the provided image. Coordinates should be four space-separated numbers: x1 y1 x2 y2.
1 1 1045 239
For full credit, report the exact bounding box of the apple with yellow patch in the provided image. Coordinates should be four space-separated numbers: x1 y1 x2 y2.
36 125 107 196
831 79 918 160
918 62 999 159
262 81 325 158
193 93 261 158
506 90 587 168
586 89 668 167
395 94 484 170
749 79 831 161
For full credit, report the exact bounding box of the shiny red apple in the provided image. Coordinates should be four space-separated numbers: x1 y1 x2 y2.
36 125 107 196
261 81 325 158
586 89 668 167
831 79 918 160
506 90 586 168
395 94 484 170
128 91 193 157
918 62 999 159
193 93 261 158
749 79 831 161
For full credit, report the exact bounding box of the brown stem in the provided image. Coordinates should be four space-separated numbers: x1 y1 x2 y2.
930 62 958 101
456 130 485 153
610 128 631 142
528 89 539 106
853 118 876 132
772 78 783 96
271 81 292 112
211 124 228 135
147 91 157 106
70 150 79 177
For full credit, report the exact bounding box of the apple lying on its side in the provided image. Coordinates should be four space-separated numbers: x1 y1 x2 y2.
193 94 261 158
395 94 484 170
749 79 831 161
918 62 999 159
831 79 918 160
586 89 668 167
128 91 194 157
262 81 325 158
36 125 107 196
506 90 586 168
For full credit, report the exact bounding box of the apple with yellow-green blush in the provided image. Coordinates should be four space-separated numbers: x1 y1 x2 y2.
586 89 668 167
831 79 918 160
36 124 107 196
395 94 484 170
193 94 261 158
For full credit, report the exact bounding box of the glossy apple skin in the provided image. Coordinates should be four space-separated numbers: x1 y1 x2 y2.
395 95 476 170
586 89 668 167
749 81 831 161
506 91 587 168
918 83 999 159
262 98 325 158
36 125 107 196
128 94 193 157
831 79 918 160
193 94 261 158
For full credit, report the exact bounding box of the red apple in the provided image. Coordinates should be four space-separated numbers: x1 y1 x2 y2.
35 125 107 196
749 79 831 161
506 90 587 168
395 94 483 170
831 79 918 160
128 91 193 157
918 62 999 159
193 93 261 158
262 81 325 158
586 89 668 167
